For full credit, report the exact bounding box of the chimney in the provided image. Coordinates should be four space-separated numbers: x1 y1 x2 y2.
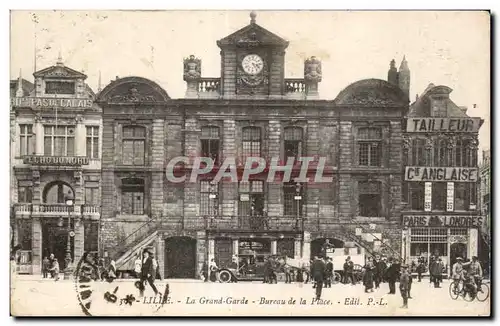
459 106 468 114
387 59 398 86
15 69 24 97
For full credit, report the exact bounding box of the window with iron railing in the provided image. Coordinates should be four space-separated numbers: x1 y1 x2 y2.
283 182 303 216
17 182 32 203
84 187 99 206
200 180 219 216
238 180 265 216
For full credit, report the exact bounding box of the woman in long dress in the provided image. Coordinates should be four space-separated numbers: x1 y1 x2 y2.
363 257 375 293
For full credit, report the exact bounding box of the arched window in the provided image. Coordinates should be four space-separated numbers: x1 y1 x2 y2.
43 181 74 204
122 125 145 166
242 127 261 161
201 126 220 164
121 178 145 215
284 127 303 160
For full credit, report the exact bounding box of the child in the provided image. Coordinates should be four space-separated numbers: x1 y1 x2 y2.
399 264 410 308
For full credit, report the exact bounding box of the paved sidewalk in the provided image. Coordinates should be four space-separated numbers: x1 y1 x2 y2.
12 274 203 283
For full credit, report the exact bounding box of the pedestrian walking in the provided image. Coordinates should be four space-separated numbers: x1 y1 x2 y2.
363 257 375 293
139 250 159 296
428 255 435 284
430 257 442 288
284 259 292 284
324 257 333 288
134 253 142 279
343 257 350 284
209 258 218 282
42 257 50 279
416 256 425 282
386 258 399 294
399 264 410 309
201 261 208 282
49 258 60 281
49 253 55 278
311 255 326 300
373 255 384 289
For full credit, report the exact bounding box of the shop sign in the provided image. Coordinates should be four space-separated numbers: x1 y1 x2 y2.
424 182 432 212
402 215 483 228
11 97 93 109
406 117 482 133
405 167 478 182
23 156 89 166
446 182 454 212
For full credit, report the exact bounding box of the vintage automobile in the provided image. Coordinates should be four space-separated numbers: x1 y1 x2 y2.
324 247 365 284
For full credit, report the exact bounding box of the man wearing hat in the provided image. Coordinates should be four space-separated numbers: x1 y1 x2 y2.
399 264 410 309
469 256 483 294
140 249 159 297
311 255 326 300
451 257 465 294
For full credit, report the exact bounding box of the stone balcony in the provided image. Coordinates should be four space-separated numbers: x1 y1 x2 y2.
190 77 313 99
12 203 100 220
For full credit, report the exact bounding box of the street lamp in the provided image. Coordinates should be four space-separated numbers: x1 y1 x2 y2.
294 183 302 230
64 192 74 279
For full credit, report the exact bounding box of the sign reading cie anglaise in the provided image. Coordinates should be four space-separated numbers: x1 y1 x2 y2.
406 117 482 133
405 166 478 182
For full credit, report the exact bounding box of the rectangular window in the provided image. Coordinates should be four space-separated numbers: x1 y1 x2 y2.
122 126 145 165
200 180 219 216
84 187 99 206
86 126 99 159
409 182 425 210
45 81 75 94
432 183 447 211
283 182 303 216
238 180 265 216
411 139 426 166
84 221 99 253
19 124 34 156
434 139 448 167
284 127 303 160
358 128 381 167
17 184 32 203
359 181 381 217
242 127 261 162
454 183 475 211
201 127 220 164
121 178 144 215
43 125 75 156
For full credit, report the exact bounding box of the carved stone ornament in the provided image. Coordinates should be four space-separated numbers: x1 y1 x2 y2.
402 136 411 150
75 114 84 124
447 136 457 149
183 55 202 82
236 32 261 48
469 137 479 149
304 56 322 82
74 171 82 183
343 89 400 106
109 84 157 103
425 137 433 150
34 113 42 123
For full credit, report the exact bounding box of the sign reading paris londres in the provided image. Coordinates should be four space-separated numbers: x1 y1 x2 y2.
165 156 333 183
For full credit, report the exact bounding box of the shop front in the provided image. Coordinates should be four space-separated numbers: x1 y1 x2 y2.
402 215 482 275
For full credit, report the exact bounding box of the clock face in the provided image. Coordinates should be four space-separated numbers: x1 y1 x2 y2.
242 54 264 75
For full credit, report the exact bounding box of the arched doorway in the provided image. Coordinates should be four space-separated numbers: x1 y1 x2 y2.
41 181 75 270
165 237 196 279
43 181 74 203
311 238 345 258
450 243 467 266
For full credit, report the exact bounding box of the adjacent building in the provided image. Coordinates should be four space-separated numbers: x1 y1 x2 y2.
479 149 491 269
97 13 408 278
10 56 101 274
401 83 483 274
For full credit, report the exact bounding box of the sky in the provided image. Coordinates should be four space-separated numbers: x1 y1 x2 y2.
9 10 490 157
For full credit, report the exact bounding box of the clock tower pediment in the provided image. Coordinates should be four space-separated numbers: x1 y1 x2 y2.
216 20 289 49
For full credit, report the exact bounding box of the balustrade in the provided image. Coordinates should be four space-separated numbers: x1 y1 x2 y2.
198 78 220 93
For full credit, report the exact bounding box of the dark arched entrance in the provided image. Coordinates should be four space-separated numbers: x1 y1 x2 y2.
165 237 196 278
311 238 345 258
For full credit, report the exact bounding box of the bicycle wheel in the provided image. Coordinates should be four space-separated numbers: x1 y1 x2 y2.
476 283 490 302
449 282 460 300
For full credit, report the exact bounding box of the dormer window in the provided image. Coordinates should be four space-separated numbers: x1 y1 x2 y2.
45 81 75 95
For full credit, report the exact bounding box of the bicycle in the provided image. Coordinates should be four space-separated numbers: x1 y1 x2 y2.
449 278 490 302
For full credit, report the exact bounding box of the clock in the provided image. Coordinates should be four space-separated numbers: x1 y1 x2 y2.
242 54 264 75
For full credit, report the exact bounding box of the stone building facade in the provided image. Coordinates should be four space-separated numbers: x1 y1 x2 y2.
97 13 408 278
10 56 101 274
479 149 490 267
401 83 484 275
